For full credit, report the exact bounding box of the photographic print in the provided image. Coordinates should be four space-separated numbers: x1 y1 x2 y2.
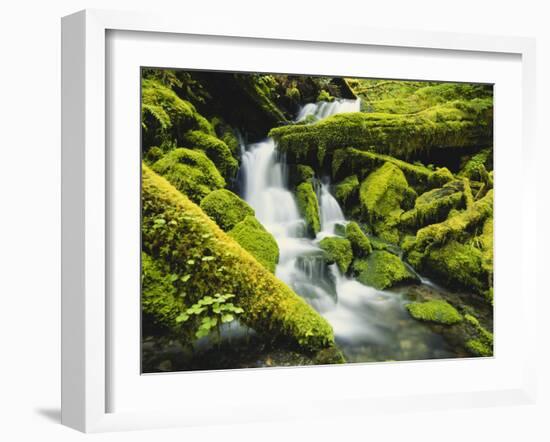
141 68 493 373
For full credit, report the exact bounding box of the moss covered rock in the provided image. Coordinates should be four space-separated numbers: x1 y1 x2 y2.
319 237 353 274
141 78 214 150
295 182 321 236
182 130 238 180
345 221 372 257
406 300 463 325
359 162 416 243
352 250 418 290
200 189 255 232
151 148 225 203
142 165 335 352
423 240 487 294
228 216 279 273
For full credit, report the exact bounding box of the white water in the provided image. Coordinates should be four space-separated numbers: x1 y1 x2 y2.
240 99 453 362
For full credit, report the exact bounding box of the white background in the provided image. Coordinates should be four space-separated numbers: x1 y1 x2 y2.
0 1 547 441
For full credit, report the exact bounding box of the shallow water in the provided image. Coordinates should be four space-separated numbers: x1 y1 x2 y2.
239 99 458 364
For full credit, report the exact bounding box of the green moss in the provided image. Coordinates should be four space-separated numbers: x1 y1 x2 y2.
334 175 359 210
142 165 335 352
141 78 214 150
296 164 315 183
406 300 463 325
424 240 486 293
151 148 225 203
359 163 416 243
345 221 372 257
141 252 185 330
182 130 238 180
295 182 321 236
211 116 241 157
199 189 255 232
459 148 493 181
317 89 334 102
465 339 492 357
399 181 464 230
415 189 493 251
228 215 279 273
352 250 417 290
270 99 493 166
144 146 164 164
319 237 353 274
332 148 434 192
428 167 454 188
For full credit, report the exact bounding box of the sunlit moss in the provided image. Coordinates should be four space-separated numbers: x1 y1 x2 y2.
345 221 372 257
142 165 336 352
319 237 353 274
352 250 417 290
228 215 279 273
151 148 225 203
270 99 493 165
295 182 321 236
406 300 463 325
141 78 214 149
334 175 359 211
399 181 464 230
182 130 238 180
199 189 255 231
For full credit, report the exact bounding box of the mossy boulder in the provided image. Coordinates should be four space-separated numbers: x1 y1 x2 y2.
464 314 493 356
319 237 353 274
151 148 225 203
406 300 463 325
345 221 372 257
352 250 418 290
182 130 238 180
200 189 255 232
295 182 321 236
142 165 335 352
211 116 241 157
141 78 214 150
228 216 280 273
359 162 416 243
459 148 493 182
295 164 315 183
423 240 487 294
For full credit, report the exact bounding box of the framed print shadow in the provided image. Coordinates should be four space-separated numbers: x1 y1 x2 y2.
61 9 537 433
140 70 494 373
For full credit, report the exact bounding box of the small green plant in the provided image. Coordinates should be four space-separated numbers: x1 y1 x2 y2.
175 293 244 340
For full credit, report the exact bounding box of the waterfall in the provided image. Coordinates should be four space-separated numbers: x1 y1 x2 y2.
296 98 361 122
239 97 453 362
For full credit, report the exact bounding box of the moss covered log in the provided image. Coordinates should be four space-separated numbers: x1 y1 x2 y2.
142 165 337 352
270 99 493 167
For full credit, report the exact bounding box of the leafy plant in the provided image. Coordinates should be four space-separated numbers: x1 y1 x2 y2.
175 293 244 341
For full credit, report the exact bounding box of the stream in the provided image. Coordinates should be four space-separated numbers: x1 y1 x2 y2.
239 99 456 363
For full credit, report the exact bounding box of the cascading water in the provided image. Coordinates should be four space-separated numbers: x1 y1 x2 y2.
240 98 454 362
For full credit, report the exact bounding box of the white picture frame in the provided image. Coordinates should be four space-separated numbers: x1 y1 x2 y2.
61 9 538 433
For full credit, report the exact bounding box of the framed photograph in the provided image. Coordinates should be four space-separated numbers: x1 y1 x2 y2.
61 9 537 432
